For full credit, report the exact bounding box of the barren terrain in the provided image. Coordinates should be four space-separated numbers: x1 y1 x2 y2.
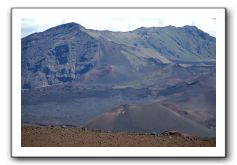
22 126 215 147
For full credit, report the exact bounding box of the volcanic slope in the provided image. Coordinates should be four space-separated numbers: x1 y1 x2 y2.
86 103 215 138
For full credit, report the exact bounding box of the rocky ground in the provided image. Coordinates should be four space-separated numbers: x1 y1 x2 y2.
22 126 216 147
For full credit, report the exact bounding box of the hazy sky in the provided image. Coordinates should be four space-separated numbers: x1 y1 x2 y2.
21 9 217 38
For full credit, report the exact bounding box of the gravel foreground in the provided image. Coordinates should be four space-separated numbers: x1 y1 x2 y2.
22 126 216 147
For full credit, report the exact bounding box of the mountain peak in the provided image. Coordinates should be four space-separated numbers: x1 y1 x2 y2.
22 22 84 39
58 22 80 28
44 22 82 32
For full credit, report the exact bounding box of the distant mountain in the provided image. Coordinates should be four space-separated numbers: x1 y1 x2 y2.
21 22 216 137
21 22 215 89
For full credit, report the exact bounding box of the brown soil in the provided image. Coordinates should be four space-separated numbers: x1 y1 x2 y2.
22 126 216 147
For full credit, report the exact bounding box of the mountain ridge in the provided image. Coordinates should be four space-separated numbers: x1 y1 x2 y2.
21 22 215 89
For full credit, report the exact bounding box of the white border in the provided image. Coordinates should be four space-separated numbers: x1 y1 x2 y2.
11 8 226 157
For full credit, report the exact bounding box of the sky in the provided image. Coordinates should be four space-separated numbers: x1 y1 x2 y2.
21 9 217 38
